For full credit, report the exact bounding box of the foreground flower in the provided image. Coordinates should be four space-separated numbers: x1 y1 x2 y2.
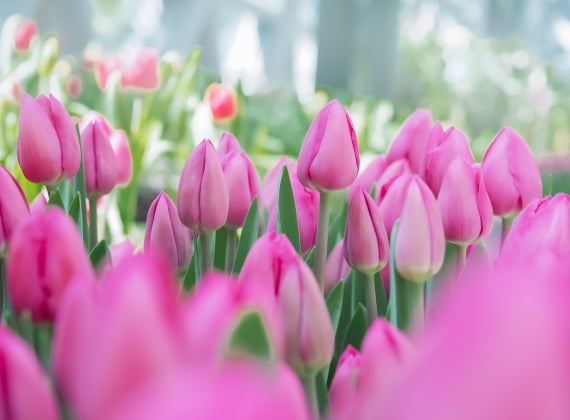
17 93 80 184
329 346 362 419
205 83 238 123
297 99 359 191
0 165 29 247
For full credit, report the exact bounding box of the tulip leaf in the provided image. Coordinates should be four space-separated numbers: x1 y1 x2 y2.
277 167 301 253
335 271 355 354
388 220 400 326
225 308 274 362
89 240 109 269
68 192 84 238
232 199 260 273
326 281 345 334
182 251 198 292
213 227 228 271
47 189 65 210
316 370 329 415
73 124 89 249
376 271 388 317
342 303 368 350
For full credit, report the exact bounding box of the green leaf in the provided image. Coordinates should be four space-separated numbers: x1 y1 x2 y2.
376 271 388 317
316 370 329 415
335 271 354 354
73 124 89 249
182 253 197 292
352 270 367 312
225 308 274 362
47 189 65 210
276 167 301 253
342 303 368 350
213 227 228 271
323 281 344 380
68 192 82 228
89 240 109 269
232 199 260 273
388 220 400 326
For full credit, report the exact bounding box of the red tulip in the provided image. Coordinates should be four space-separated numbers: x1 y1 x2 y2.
205 83 238 123
13 19 38 52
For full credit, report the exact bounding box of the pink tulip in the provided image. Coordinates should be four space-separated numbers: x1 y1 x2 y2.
424 127 474 195
221 151 260 228
481 127 542 216
109 130 132 185
65 74 83 99
437 160 493 244
0 164 29 246
0 326 59 420
13 19 38 52
121 48 160 91
80 118 118 196
347 155 387 200
344 188 389 273
17 93 81 184
217 131 242 157
100 238 137 276
386 109 433 174
52 253 187 420
7 207 93 322
419 121 446 179
324 240 351 294
29 191 47 212
105 362 310 420
396 176 445 282
375 159 410 202
0 77 22 104
377 171 413 236
145 192 192 269
297 99 360 191
329 345 361 420
178 139 229 231
94 55 121 91
205 83 238 123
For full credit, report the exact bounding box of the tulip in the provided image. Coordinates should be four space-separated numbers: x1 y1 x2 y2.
65 74 83 99
217 131 242 157
297 99 359 191
17 93 81 184
347 155 387 200
145 192 192 269
0 77 21 104
424 127 474 195
0 165 29 247
13 19 38 52
221 151 260 228
29 191 47 212
324 240 351 294
437 160 493 244
396 176 445 282
205 83 238 123
344 188 389 274
7 207 93 322
100 238 137 275
375 159 410 202
420 121 446 179
377 171 413 236
386 109 433 174
481 127 542 217
0 326 59 420
178 139 229 231
109 130 132 185
121 48 160 91
80 118 118 196
94 55 121 91
329 345 361 420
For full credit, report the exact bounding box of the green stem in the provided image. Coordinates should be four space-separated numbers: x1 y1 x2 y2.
199 231 212 275
301 373 319 419
314 191 331 293
365 272 377 324
396 275 425 332
455 243 468 275
88 196 98 249
225 229 238 272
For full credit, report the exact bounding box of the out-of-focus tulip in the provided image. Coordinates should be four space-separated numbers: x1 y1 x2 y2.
65 74 83 99
0 77 21 104
178 139 229 231
344 188 389 274
52 253 187 420
437 160 493 244
17 93 80 184
395 176 445 282
481 127 542 217
109 129 132 185
0 165 29 247
297 99 359 191
7 207 93 322
205 83 238 123
94 55 121 91
99 238 137 276
347 155 387 200
221 151 260 228
217 131 242 157
0 326 59 420
424 127 474 195
13 19 38 52
145 192 192 269
329 345 361 420
121 48 160 91
324 240 351 294
105 362 310 420
80 118 118 196
29 191 47 212
386 109 433 174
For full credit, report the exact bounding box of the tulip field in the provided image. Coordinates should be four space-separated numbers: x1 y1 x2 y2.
1 14 570 420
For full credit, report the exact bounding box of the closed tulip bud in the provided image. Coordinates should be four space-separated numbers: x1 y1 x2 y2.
347 155 387 200
109 130 132 185
17 93 81 184
178 139 229 231
30 192 47 212
13 19 38 52
80 119 118 196
329 345 361 420
386 109 433 174
0 165 29 247
7 207 93 322
424 127 474 195
0 326 59 420
375 159 411 202
65 74 83 99
94 55 121 91
438 160 493 244
419 121 446 179
482 127 542 217
222 151 260 228
378 171 413 236
324 240 351 294
145 192 192 269
344 188 389 273
121 48 160 91
217 131 242 157
396 176 445 282
205 83 238 123
297 99 360 191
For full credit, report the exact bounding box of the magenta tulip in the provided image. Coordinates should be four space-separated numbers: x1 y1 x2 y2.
29 192 47 212
7 207 93 322
109 130 132 186
178 139 229 231
217 131 242 157
324 240 351 294
297 99 359 191
329 345 361 420
80 118 118 196
0 164 29 247
481 127 542 216
221 151 260 227
17 93 80 184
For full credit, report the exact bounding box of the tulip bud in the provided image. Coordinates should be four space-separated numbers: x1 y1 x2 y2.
7 207 93 322
419 121 446 179
0 165 29 247
217 131 242 157
329 345 361 420
324 240 351 294
30 191 47 212
109 130 132 186
378 171 413 236
297 99 360 191
145 192 192 269
205 83 238 123
80 119 118 196
0 326 59 420
65 74 83 99
375 159 411 202
17 93 81 184
438 160 493 244
344 188 389 274
178 139 229 231
347 155 387 200
121 48 160 91
221 151 260 228
481 127 542 217
395 176 445 282
13 19 38 52
94 55 121 91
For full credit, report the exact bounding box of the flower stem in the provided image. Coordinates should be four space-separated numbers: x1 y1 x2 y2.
455 243 468 276
225 228 238 272
88 196 98 249
314 191 331 293
200 231 212 275
365 272 377 324
301 373 319 419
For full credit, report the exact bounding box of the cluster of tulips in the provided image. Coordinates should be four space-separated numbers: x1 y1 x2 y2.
1 66 570 419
